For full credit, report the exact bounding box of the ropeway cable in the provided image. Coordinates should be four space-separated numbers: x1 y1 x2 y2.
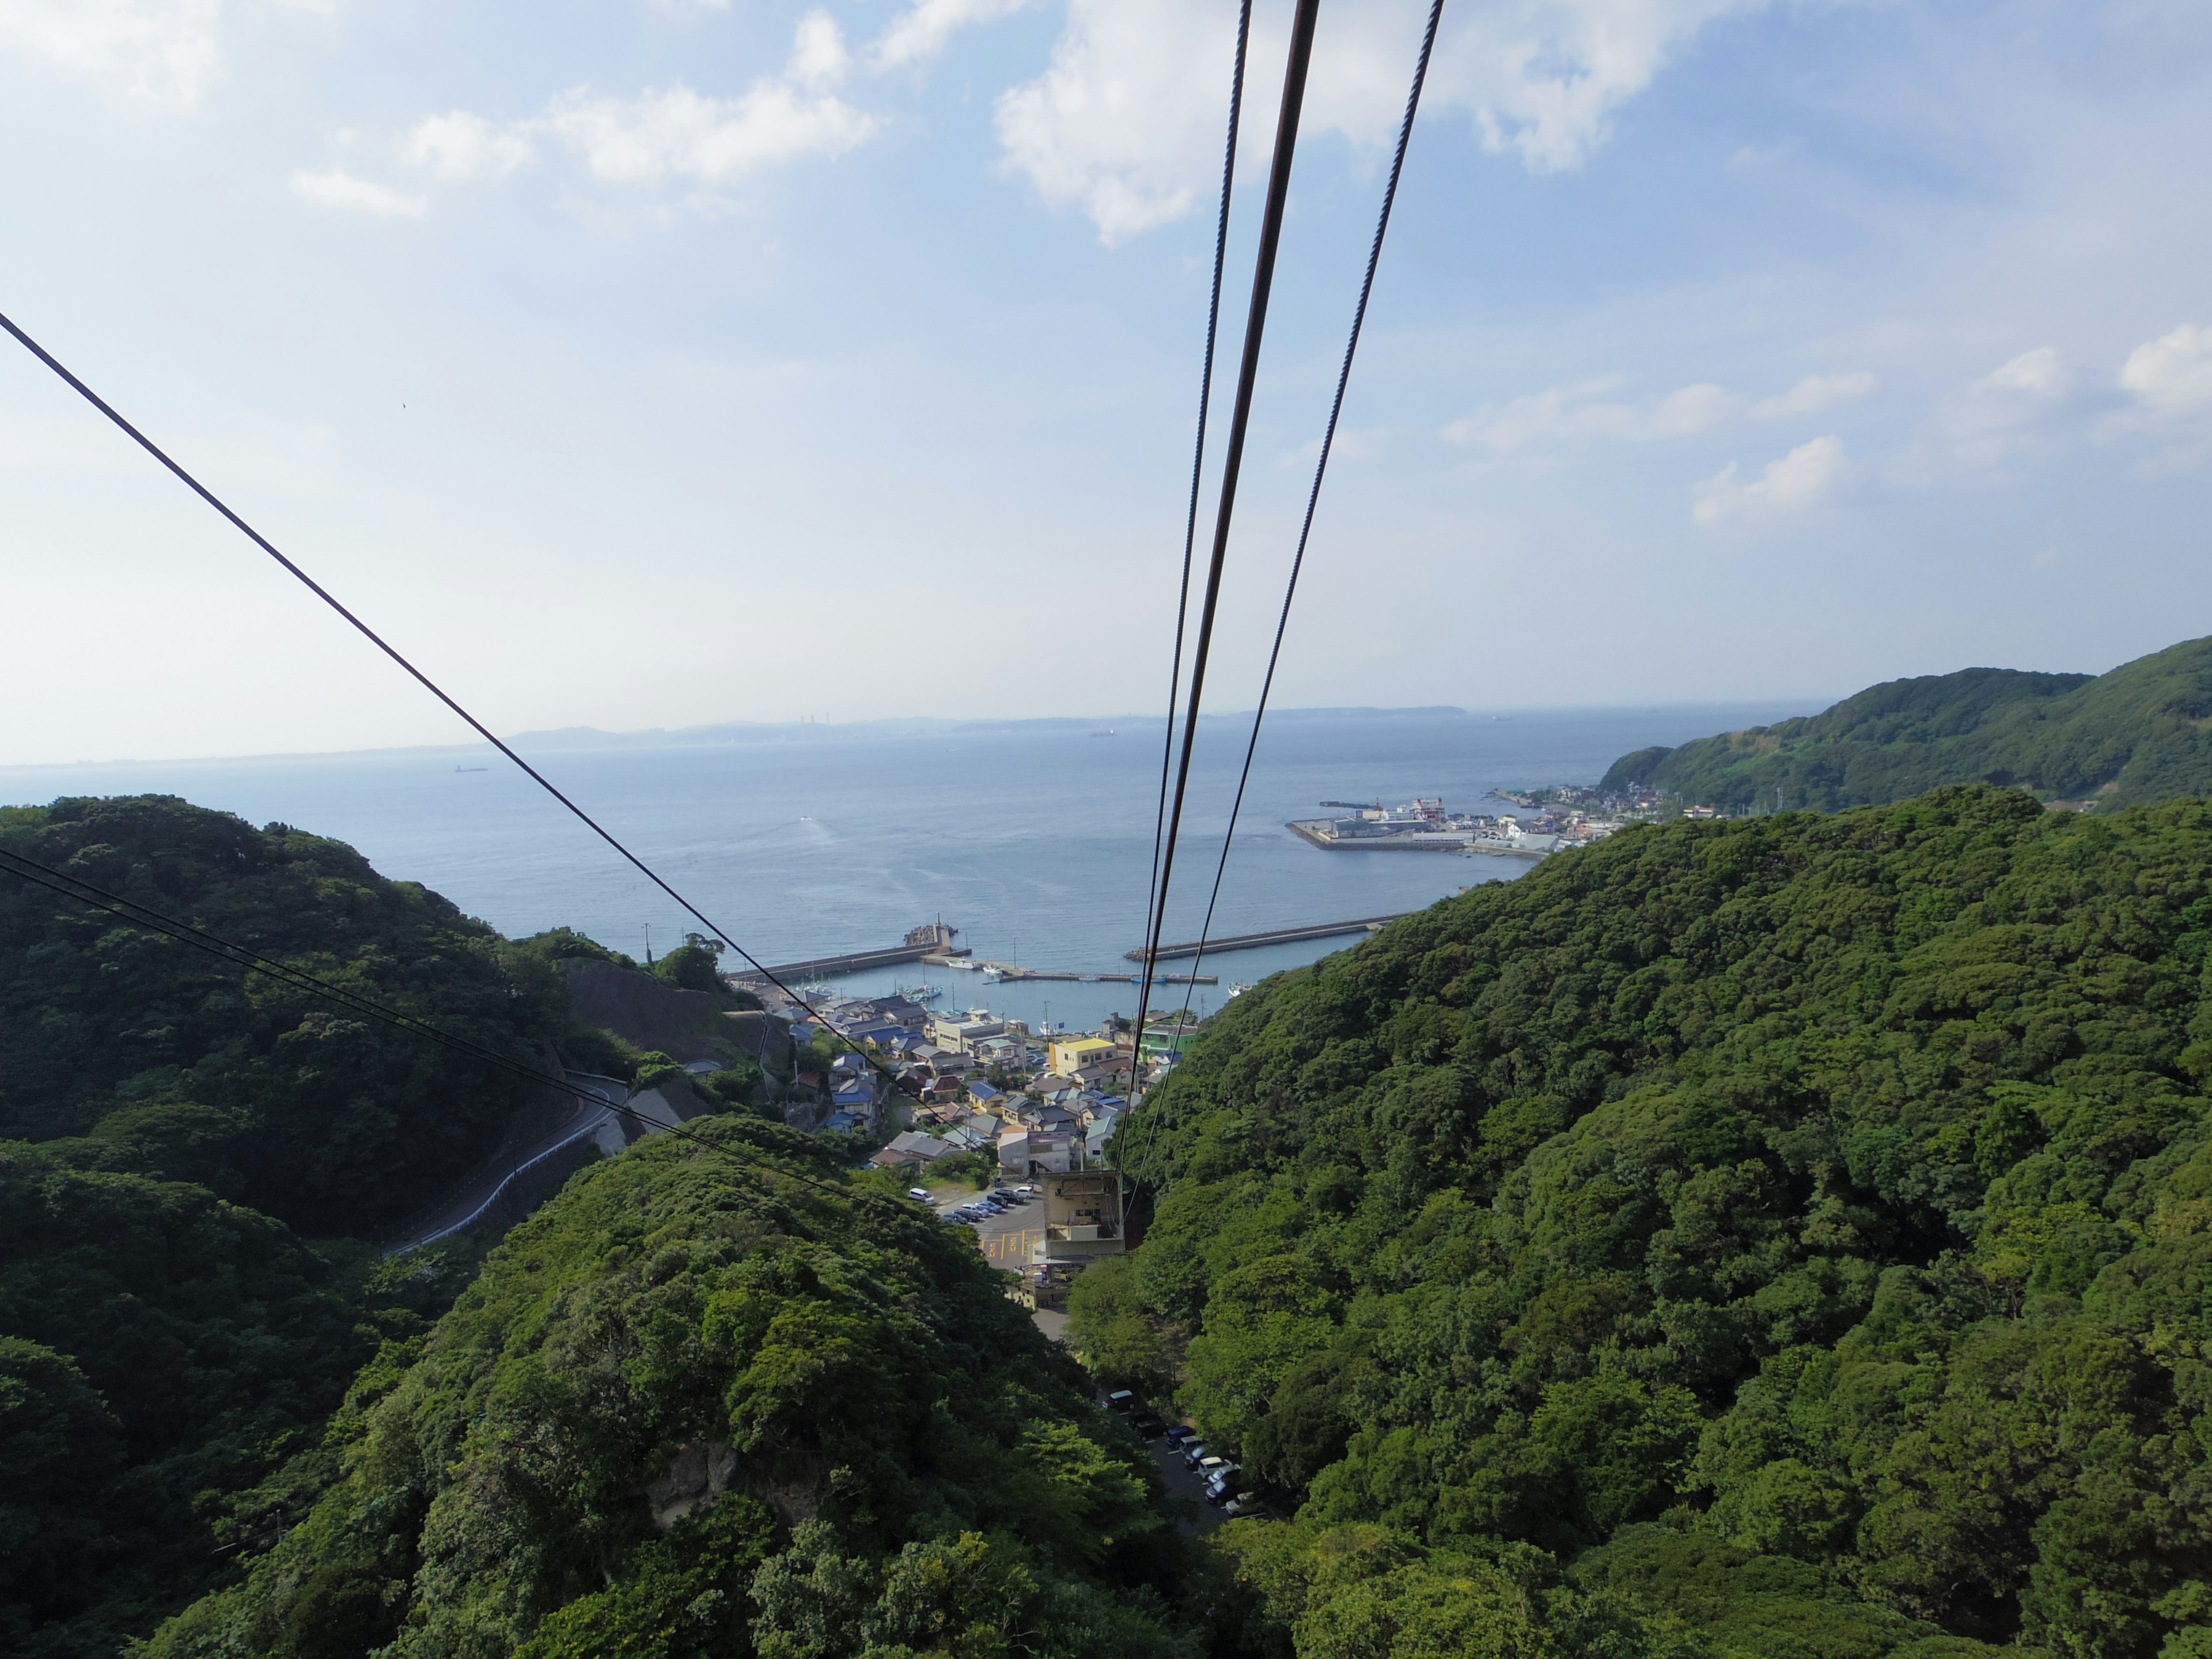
0 846 886 1218
1116 0 1444 1191
1165 0 1446 1040
1134 0 1252 1048
0 308 911 1103
1128 0 1323 1092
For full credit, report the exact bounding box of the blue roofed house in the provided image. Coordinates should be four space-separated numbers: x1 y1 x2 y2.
832 1077 877 1124
823 1110 863 1133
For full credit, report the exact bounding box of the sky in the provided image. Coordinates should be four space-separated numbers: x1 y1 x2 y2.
1 0 2208 765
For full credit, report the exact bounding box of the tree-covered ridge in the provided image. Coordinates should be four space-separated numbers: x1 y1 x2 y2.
143 1118 1205 1659
1104 788 2212 1659
0 794 654 1657
0 794 573 1232
1600 635 2212 812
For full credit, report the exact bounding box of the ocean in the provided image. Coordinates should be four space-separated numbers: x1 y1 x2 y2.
0 703 1817 1032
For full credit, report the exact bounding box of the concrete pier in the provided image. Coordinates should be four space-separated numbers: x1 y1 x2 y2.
1126 913 1414 963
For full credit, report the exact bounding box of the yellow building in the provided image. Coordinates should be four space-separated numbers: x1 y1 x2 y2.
1048 1036 1115 1075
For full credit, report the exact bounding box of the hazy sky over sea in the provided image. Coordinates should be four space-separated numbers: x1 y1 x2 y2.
2 0 2209 765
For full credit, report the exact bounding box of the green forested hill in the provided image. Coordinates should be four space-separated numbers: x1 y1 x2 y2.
142 1119 1204 1659
0 794 574 1230
1600 636 2212 811
1093 787 2212 1659
0 796 600 1657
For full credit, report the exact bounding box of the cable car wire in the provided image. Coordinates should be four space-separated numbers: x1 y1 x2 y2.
1130 0 1323 1075
1167 0 1446 1031
1135 0 1252 1047
0 308 910 1102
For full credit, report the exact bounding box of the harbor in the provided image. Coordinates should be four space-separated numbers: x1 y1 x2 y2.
736 912 1430 994
1287 794 1630 857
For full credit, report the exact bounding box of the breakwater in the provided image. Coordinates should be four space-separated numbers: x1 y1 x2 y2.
1126 913 1414 963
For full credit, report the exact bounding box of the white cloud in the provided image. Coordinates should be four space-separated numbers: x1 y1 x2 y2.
997 0 1762 243
994 0 1230 244
2120 324 2212 414
1446 376 1738 448
1752 370 1877 419
1936 347 2066 457
546 79 873 187
872 0 1028 71
401 14 873 197
1692 434 1845 526
1441 0 1763 173
0 0 220 113
290 168 429 218
406 111 536 183
1971 346 2065 399
789 7 851 89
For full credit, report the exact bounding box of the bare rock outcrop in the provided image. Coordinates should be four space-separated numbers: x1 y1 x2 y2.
558 958 736 1063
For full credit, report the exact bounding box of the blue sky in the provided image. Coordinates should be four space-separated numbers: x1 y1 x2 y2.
2 0 2207 763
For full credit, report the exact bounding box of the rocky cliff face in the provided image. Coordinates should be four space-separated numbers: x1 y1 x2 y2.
558 957 787 1065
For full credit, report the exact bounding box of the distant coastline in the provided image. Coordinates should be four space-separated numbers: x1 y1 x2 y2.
2 700 1835 774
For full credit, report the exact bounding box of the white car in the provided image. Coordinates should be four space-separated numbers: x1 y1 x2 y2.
906 1187 931 1202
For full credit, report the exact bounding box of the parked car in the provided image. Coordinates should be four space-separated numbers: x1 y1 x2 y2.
1223 1494 1269 1520
1180 1442 1209 1468
1105 1390 1138 1413
1130 1413 1166 1437
905 1187 931 1202
990 1187 1023 1203
1195 1456 1229 1480
1205 1467 1242 1503
1163 1425 1196 1446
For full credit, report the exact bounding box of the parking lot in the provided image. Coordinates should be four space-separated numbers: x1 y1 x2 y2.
925 1182 1037 1253
1101 1397 1230 1533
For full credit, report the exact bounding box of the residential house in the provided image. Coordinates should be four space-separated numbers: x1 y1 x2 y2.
971 1035 1021 1070
930 1012 1007 1053
870 1130 955 1172
866 995 931 1028
1048 1036 1115 1075
1074 1058 1132 1093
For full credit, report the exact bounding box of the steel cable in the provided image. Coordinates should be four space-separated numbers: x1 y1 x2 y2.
1129 0 1324 1085
1133 0 1253 1049
0 306 908 1103
1168 0 1447 1038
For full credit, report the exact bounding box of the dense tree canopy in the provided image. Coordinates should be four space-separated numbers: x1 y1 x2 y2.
1603 635 2212 812
0 796 613 1656
0 794 573 1231
1107 787 2212 1659
142 1118 1206 1659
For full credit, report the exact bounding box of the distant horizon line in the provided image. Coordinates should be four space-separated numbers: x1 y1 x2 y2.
1 695 1840 772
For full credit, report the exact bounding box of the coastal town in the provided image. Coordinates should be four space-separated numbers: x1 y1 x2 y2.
718 782 1732 1319
743 972 1180 1309
1286 790 1650 855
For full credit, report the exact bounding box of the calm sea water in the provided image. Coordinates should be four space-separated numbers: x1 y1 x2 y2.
0 704 1816 1031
